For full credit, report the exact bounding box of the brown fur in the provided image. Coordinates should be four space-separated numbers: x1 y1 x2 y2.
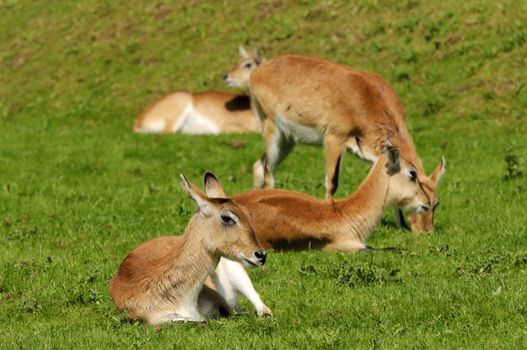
232 148 431 252
109 174 265 324
134 91 259 134
110 233 212 322
248 54 445 232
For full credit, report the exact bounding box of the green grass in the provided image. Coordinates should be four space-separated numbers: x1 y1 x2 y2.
1 0 526 348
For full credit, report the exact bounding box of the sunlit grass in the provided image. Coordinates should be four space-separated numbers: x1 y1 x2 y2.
1 0 526 348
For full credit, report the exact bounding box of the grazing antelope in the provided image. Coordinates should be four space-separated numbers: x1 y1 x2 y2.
133 46 263 134
247 54 445 232
109 172 271 324
231 142 443 252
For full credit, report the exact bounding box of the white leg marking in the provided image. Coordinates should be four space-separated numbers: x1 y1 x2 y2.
220 259 271 316
253 159 266 189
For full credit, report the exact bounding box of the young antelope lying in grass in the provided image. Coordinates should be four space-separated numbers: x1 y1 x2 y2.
109 172 271 324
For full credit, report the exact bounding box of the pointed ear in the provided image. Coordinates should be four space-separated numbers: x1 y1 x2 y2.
239 45 249 58
180 174 214 215
253 48 264 64
385 146 401 173
203 171 226 198
430 157 446 184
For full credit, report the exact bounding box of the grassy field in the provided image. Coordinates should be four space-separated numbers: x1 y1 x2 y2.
1 0 526 348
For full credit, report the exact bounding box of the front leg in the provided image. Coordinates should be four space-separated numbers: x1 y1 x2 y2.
222 259 272 317
323 134 347 199
394 208 409 230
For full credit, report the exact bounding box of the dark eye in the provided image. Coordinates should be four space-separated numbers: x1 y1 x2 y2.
244 62 253 69
409 170 417 182
220 215 236 225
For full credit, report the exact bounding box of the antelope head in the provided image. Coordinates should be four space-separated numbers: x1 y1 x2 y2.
223 45 264 89
407 158 446 232
180 172 267 267
383 142 442 216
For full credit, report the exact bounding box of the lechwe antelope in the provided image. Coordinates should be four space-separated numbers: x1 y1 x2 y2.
231 142 440 252
247 54 445 232
133 47 262 134
109 172 271 324
223 46 264 90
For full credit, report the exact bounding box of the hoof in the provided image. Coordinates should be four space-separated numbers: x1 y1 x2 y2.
257 305 273 318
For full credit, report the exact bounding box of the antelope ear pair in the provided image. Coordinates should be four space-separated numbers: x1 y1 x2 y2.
384 140 401 172
431 157 446 184
239 45 264 65
383 139 446 182
179 172 226 215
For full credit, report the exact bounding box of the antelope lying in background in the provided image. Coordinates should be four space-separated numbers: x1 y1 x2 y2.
244 54 445 232
109 172 271 324
231 142 443 252
133 47 263 134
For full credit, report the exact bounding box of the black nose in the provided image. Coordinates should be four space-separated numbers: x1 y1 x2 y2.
223 74 228 81
254 250 266 265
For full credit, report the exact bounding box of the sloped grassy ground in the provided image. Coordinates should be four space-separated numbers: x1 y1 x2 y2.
1 0 526 348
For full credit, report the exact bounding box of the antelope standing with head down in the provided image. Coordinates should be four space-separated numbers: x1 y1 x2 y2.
109 173 271 324
133 47 263 134
231 142 443 252
225 54 445 232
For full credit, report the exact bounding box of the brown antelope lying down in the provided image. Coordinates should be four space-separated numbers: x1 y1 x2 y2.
133 47 263 134
109 173 271 324
242 54 445 232
231 142 443 252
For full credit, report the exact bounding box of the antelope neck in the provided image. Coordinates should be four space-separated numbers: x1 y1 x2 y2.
337 159 390 242
162 219 220 302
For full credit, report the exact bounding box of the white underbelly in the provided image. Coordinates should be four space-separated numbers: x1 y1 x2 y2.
175 105 221 135
276 116 324 145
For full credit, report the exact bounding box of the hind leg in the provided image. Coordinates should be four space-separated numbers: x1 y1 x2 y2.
253 155 268 189
254 120 294 189
322 239 366 253
198 284 235 319
323 134 347 199
150 312 204 324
